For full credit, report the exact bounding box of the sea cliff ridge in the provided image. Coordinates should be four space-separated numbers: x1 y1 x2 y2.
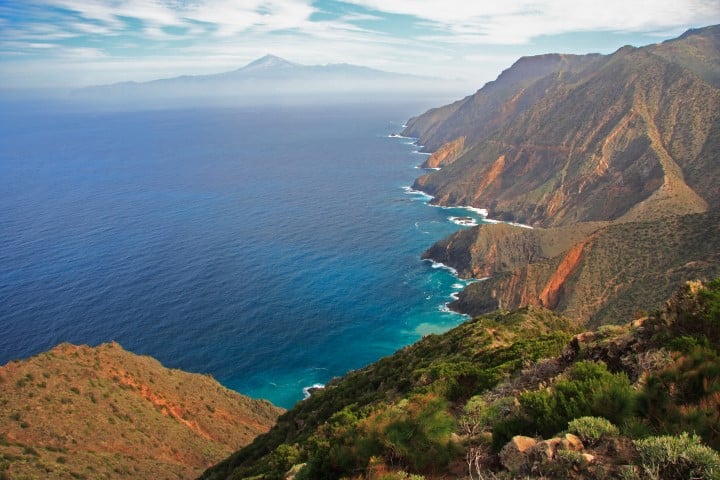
409 24 720 327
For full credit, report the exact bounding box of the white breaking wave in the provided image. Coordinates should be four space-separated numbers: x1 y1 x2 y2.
302 383 325 399
402 186 434 200
449 216 478 227
483 218 533 229
424 258 458 275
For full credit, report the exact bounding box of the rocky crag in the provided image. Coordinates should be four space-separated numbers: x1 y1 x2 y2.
409 25 720 324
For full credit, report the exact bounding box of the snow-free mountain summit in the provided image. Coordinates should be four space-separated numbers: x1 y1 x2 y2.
73 55 461 106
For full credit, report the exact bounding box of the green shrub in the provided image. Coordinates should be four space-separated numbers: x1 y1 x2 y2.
501 361 637 439
460 396 515 438
567 416 620 446
638 347 720 449
671 279 720 350
634 433 720 480
667 335 708 353
620 417 654 440
298 394 457 478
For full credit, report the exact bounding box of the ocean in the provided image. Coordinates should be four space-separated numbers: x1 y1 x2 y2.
0 101 487 408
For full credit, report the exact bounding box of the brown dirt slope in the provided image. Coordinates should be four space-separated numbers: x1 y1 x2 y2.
0 342 283 480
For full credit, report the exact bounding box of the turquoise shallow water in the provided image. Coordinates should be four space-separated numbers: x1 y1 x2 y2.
0 102 487 408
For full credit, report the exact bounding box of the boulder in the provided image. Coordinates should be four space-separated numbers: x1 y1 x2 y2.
559 433 584 451
530 438 561 463
500 435 537 473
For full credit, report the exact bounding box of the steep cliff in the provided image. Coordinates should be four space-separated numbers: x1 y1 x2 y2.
410 26 720 328
408 26 719 227
421 136 465 168
403 54 601 153
0 342 282 480
423 221 605 278
447 211 720 326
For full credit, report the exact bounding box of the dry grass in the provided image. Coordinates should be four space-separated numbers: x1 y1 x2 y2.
0 342 283 480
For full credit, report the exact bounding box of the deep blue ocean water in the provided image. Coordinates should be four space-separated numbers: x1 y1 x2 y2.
0 102 487 408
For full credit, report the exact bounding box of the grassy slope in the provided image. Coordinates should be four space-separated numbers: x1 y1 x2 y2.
200 308 574 479
0 342 282 480
201 281 720 480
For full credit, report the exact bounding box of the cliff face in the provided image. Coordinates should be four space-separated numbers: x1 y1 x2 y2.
0 342 282 480
447 211 720 326
403 54 601 153
421 136 465 168
422 221 604 278
411 26 720 327
408 27 720 227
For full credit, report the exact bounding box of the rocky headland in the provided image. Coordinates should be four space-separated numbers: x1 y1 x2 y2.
408 25 720 326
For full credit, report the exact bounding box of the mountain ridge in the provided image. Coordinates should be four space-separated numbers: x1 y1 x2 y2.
71 55 462 105
199 280 720 479
0 342 283 480
404 25 720 327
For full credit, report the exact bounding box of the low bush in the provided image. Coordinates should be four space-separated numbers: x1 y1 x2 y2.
634 433 720 480
567 416 620 446
493 361 637 446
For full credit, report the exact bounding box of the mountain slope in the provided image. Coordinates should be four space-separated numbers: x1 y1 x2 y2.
441 211 720 326
0 342 282 480
403 53 601 153
404 25 720 329
406 26 720 227
200 281 720 480
200 307 575 480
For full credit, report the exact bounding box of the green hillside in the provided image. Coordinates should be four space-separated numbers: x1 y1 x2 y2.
200 280 720 480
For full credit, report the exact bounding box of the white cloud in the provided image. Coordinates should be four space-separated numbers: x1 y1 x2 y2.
35 0 318 36
2 0 718 89
342 0 720 43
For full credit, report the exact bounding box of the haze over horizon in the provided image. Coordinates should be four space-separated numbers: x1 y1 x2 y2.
1 0 719 91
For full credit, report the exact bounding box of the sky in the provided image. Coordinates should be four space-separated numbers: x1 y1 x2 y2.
1 0 719 90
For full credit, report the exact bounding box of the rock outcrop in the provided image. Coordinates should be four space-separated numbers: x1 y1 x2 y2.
421 136 465 168
444 211 720 326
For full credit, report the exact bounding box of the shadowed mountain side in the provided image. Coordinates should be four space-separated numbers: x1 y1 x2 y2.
649 25 720 87
0 342 283 480
402 54 602 152
446 211 720 326
405 26 720 227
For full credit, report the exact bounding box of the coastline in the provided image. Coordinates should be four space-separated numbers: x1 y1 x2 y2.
391 131 537 320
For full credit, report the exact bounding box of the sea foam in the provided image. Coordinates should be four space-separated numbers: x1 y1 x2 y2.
302 383 325 399
423 258 458 276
